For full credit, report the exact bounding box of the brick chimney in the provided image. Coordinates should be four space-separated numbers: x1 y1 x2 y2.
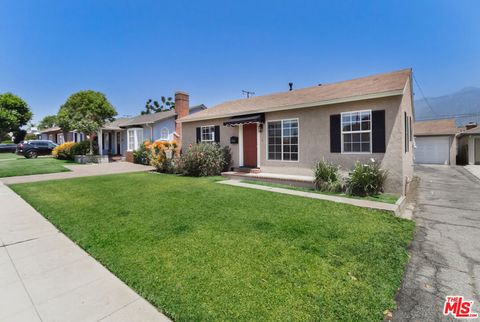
175 91 189 153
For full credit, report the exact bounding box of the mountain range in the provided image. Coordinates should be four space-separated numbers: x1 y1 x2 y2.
414 87 480 125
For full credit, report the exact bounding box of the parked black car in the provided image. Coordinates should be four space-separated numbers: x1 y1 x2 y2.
0 143 17 153
16 140 58 158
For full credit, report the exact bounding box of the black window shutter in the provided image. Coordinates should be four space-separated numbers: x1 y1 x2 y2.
372 110 386 153
214 125 220 143
330 114 341 153
196 127 201 143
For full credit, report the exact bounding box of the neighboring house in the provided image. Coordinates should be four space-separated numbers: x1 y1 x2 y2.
38 127 85 144
99 92 205 159
179 69 414 195
413 119 457 165
457 123 480 165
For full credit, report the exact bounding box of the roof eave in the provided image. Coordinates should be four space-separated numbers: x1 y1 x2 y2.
178 89 404 123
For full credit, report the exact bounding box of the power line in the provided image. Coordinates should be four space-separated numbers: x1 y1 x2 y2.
413 75 438 116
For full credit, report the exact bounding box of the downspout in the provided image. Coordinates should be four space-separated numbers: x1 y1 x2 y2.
147 123 153 141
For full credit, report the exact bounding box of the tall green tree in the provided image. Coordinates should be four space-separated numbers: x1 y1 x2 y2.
141 96 175 115
0 93 32 139
58 90 117 154
38 115 58 130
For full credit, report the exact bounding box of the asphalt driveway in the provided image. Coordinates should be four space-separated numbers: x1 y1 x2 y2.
393 165 480 321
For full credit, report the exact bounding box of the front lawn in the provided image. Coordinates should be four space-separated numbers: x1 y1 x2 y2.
0 152 22 160
0 156 73 177
11 173 414 321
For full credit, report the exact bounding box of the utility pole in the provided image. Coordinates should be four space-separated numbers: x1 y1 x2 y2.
242 90 255 98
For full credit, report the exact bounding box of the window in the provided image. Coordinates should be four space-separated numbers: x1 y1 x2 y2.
160 127 169 141
201 126 215 142
127 128 143 151
341 110 371 153
404 112 409 153
267 119 298 161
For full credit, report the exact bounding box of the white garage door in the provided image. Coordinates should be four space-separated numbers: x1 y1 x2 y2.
415 136 450 164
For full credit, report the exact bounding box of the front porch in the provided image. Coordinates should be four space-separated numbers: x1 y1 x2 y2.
97 129 124 157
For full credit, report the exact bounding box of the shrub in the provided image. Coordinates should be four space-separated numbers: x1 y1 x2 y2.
182 143 230 177
71 140 98 155
221 146 232 172
149 140 178 173
346 160 388 196
133 141 151 165
313 159 343 192
52 141 75 160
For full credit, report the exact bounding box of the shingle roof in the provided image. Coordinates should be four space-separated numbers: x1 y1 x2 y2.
103 105 207 129
179 69 411 122
39 126 61 133
460 125 480 135
414 119 458 136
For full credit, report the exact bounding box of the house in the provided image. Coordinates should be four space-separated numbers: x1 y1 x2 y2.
38 127 85 144
413 119 457 165
457 122 480 165
179 69 414 195
99 92 205 161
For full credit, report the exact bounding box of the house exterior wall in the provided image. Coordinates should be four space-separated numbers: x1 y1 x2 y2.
182 93 412 194
152 118 176 141
400 76 415 193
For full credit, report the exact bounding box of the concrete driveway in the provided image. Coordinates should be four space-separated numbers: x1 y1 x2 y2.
393 165 480 321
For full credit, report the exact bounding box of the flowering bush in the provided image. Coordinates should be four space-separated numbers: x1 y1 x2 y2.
133 141 152 165
313 159 343 192
346 159 388 196
71 140 98 155
181 143 231 177
52 142 75 160
149 140 178 173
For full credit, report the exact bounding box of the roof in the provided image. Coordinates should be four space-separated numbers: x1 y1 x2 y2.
39 126 61 133
179 69 411 123
459 125 480 136
414 119 458 136
103 104 207 129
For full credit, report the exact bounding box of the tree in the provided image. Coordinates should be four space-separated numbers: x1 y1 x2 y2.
12 129 26 144
38 115 58 130
0 93 32 139
57 90 117 155
141 96 175 115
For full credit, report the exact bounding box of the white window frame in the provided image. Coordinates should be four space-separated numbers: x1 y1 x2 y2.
266 118 299 162
127 128 144 151
201 125 215 142
341 109 372 154
160 127 169 141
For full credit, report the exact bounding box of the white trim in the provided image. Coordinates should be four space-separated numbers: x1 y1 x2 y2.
98 130 103 156
340 109 372 154
256 123 261 167
180 90 404 123
238 125 244 166
160 127 169 141
127 127 143 151
265 118 299 162
200 125 215 142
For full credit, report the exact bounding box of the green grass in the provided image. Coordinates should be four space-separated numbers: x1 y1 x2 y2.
11 173 414 321
0 156 73 177
241 180 399 204
0 152 22 160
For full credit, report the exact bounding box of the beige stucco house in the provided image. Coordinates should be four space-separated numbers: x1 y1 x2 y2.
179 69 415 195
457 124 480 165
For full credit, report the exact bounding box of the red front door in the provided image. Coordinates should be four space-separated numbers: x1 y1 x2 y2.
243 123 257 167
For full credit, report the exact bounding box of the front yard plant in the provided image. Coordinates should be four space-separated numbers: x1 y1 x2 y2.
346 160 388 196
313 159 343 192
11 173 414 321
182 142 231 176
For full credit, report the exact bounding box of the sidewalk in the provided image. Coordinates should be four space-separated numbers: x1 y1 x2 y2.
0 181 169 322
1 162 155 185
218 179 406 216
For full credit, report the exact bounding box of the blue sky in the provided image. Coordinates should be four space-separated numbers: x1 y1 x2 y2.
1 0 479 122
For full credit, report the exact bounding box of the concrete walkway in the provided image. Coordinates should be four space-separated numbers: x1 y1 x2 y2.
0 181 169 322
465 164 480 181
218 179 404 215
1 162 155 185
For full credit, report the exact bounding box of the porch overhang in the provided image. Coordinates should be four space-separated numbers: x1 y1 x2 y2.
223 113 265 127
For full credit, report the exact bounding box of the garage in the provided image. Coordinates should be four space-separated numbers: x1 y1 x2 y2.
414 136 451 164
